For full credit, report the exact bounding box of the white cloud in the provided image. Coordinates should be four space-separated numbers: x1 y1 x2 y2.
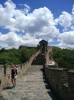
0 32 20 49
13 7 56 33
24 4 30 14
58 31 74 49
13 7 59 44
55 11 72 31
71 5 74 31
0 0 60 49
72 5 74 15
0 32 40 49
55 5 74 49
0 0 74 49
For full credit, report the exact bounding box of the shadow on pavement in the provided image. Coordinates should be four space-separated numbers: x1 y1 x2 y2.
3 86 14 90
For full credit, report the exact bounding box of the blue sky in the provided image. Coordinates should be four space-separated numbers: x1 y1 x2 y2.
12 0 74 16
0 0 74 49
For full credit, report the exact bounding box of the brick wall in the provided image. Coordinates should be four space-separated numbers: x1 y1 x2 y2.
45 55 74 99
45 46 74 100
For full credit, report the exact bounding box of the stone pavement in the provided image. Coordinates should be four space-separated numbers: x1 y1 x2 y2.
0 65 56 100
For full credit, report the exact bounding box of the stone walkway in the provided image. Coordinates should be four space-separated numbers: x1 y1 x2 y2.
0 65 56 100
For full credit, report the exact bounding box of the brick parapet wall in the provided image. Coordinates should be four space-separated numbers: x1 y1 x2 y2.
45 46 74 100
45 65 74 100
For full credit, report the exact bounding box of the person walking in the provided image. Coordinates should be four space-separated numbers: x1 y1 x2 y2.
11 64 17 87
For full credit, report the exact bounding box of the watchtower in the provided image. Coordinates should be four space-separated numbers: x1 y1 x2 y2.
39 40 48 54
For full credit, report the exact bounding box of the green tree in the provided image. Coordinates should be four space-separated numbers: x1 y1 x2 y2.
52 47 74 69
0 46 37 64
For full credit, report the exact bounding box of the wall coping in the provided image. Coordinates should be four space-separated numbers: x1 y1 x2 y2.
63 83 68 88
46 65 65 70
68 70 74 73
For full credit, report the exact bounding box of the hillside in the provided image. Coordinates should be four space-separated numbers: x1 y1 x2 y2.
52 47 74 69
0 46 37 65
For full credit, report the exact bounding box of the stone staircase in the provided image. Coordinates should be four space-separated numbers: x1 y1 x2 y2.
32 53 46 65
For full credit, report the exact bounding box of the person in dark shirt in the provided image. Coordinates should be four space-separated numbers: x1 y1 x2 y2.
11 64 17 87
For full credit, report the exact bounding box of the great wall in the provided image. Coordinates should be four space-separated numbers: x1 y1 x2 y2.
0 40 74 100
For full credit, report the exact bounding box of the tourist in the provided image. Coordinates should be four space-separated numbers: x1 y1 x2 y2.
11 64 17 87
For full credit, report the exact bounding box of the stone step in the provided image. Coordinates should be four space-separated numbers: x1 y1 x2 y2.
32 53 46 65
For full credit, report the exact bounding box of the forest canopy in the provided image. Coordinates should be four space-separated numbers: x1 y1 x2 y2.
0 46 37 64
52 47 74 69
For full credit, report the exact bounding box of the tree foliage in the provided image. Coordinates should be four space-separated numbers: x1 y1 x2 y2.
0 46 37 64
52 47 74 69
